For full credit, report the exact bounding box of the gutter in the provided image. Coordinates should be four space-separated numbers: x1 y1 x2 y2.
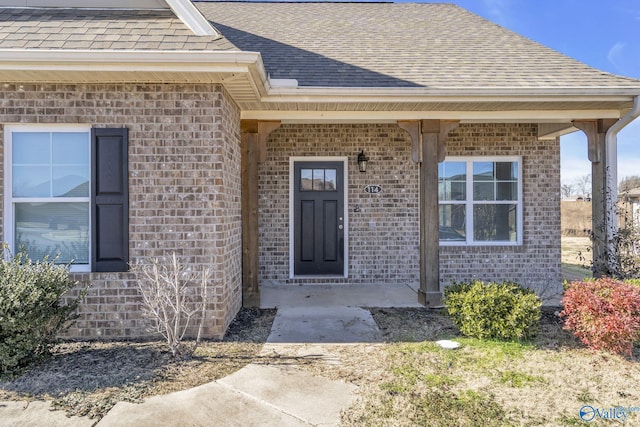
605 95 640 248
606 95 640 201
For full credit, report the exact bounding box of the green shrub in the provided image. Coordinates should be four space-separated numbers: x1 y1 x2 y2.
0 248 85 377
444 280 542 340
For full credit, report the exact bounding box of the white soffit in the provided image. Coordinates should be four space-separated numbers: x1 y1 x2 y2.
241 110 623 124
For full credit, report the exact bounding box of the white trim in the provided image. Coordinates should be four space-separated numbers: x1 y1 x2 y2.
0 49 262 67
242 110 623 123
164 0 218 37
265 86 640 98
439 156 523 247
4 124 92 272
289 156 349 279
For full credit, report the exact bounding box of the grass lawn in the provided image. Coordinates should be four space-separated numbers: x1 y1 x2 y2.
2 308 639 426
337 308 640 426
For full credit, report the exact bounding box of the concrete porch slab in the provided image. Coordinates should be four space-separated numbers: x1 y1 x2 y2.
260 283 422 309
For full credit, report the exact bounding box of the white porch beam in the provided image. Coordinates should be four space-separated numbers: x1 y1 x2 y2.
241 110 622 123
538 123 577 140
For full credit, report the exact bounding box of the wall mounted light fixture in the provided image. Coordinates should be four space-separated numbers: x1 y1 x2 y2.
357 150 369 173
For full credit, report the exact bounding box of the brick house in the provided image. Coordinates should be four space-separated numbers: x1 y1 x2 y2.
1 0 639 339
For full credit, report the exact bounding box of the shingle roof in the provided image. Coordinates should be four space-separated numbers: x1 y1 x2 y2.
0 2 639 91
195 1 640 89
0 8 234 51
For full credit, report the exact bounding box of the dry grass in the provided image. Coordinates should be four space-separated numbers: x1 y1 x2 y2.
561 201 591 237
338 308 640 427
562 236 592 282
0 308 276 419
3 306 640 426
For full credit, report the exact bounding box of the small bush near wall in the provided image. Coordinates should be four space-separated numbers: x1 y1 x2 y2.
0 248 85 377
444 281 542 341
561 278 640 356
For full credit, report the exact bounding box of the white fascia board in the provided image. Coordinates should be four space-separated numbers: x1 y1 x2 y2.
164 0 217 36
0 49 260 69
241 110 623 124
261 89 639 104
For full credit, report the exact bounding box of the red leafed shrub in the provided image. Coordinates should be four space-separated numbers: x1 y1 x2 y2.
561 278 640 356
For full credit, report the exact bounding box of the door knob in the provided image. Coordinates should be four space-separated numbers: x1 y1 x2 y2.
338 224 344 230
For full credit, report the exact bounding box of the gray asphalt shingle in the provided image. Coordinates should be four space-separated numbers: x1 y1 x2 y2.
0 2 638 90
0 8 232 51
195 2 640 89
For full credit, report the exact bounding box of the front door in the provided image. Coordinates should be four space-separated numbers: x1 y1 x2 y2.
293 161 345 275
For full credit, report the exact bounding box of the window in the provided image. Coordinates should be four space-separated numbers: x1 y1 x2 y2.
4 125 129 272
438 157 522 245
5 125 91 270
300 168 337 191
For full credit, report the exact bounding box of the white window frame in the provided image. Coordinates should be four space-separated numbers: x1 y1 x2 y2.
4 124 92 272
439 156 523 246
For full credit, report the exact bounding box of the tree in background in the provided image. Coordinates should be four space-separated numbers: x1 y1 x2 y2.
561 184 574 199
619 175 640 193
573 174 591 198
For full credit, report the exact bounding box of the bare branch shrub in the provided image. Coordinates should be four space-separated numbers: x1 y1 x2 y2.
134 253 211 359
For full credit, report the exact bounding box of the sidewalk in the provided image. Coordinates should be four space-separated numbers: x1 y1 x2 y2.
1 283 422 426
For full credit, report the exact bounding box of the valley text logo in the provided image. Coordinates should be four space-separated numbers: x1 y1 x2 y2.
579 405 640 423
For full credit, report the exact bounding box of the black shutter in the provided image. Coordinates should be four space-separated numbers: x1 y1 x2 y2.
91 128 129 272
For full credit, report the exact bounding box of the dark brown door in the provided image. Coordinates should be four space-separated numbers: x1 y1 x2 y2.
293 161 344 275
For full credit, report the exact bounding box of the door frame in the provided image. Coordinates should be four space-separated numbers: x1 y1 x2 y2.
289 156 349 278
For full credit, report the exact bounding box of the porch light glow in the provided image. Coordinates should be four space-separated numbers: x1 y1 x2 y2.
357 150 369 173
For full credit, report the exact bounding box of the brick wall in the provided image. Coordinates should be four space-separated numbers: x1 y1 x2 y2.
260 124 421 285
259 123 562 297
0 83 242 339
441 123 562 300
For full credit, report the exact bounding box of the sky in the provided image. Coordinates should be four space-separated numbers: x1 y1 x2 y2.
439 0 640 190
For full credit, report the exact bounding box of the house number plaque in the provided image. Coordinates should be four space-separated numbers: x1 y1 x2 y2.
364 184 382 194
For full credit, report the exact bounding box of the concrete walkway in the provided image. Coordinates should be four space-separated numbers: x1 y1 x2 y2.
1 283 421 426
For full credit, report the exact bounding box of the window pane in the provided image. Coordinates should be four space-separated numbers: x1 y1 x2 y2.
439 162 466 201
439 204 466 241
313 169 324 190
473 182 494 201
473 162 494 181
324 169 337 191
13 165 51 197
439 181 467 201
496 181 517 201
53 165 89 197
15 202 89 264
300 169 313 191
52 132 89 165
439 162 466 180
495 162 518 180
473 204 517 242
12 132 50 164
